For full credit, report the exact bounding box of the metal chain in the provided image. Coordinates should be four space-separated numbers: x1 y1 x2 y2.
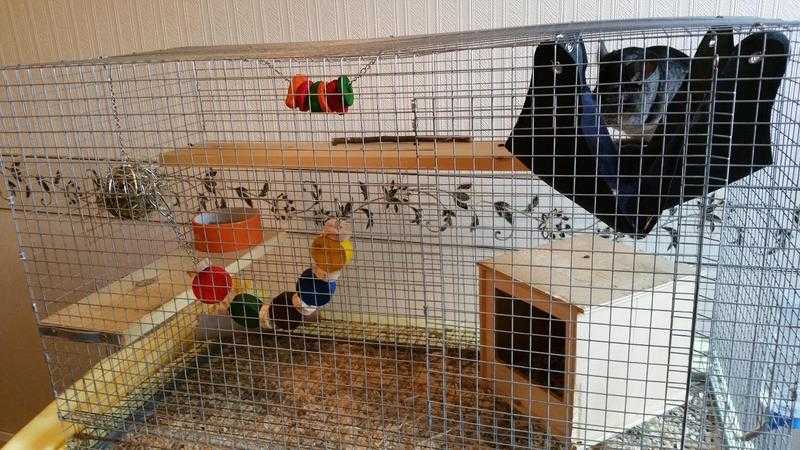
152 191 202 266
258 54 380 83
106 65 201 267
106 66 128 161
350 55 380 83
259 58 291 82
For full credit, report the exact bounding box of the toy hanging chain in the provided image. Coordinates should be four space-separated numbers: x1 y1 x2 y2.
105 67 235 305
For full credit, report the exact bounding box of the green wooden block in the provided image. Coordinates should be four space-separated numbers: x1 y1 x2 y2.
229 292 263 329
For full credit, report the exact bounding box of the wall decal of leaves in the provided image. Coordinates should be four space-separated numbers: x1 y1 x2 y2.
493 201 513 225
234 187 253 208
338 201 353 218
188 171 581 241
8 160 786 253
452 191 470 209
662 226 680 251
202 169 218 194
537 209 571 239
34 176 53 206
697 196 724 233
597 226 627 242
734 226 746 246
410 207 422 225
258 182 270 197
525 196 539 214
198 193 209 212
358 207 374 229
768 228 792 256
440 209 456 232
1 161 102 212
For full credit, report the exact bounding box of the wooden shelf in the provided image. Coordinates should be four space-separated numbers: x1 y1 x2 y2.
159 140 526 171
39 231 284 345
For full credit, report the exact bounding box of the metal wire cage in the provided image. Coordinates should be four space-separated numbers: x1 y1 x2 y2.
2 16 800 450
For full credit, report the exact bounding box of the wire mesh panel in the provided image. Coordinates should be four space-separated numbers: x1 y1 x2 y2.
1 17 800 449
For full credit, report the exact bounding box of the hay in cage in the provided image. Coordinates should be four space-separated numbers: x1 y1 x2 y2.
65 332 724 450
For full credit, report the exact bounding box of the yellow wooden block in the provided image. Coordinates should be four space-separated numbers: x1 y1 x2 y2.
232 277 253 293
340 240 353 265
310 235 347 272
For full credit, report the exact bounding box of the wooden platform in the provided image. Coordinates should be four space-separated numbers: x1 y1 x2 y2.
39 231 283 345
159 140 526 171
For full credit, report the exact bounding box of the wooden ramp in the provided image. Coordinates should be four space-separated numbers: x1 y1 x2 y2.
159 140 526 172
39 231 284 345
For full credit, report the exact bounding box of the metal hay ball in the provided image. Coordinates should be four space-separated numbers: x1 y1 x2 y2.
98 164 161 220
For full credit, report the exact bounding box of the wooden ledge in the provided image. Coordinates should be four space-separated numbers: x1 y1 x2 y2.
159 140 526 172
39 231 283 345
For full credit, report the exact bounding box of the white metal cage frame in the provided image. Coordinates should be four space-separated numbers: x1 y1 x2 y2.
1 16 799 449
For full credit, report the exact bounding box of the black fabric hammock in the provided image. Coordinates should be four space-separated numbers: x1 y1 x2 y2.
505 28 789 237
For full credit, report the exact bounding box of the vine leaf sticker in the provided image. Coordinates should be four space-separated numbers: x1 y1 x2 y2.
470 214 479 232
65 180 80 206
440 209 456 231
302 181 323 202
537 209 571 239
202 168 218 194
358 207 374 229
35 176 52 205
234 187 253 208
198 193 209 212
338 201 353 218
452 191 470 210
662 226 680 251
767 228 792 255
410 206 422 225
493 201 513 225
597 226 625 242
382 180 409 213
452 183 472 210
697 196 724 233
525 196 539 214
734 226 745 246
5 179 16 196
258 182 270 197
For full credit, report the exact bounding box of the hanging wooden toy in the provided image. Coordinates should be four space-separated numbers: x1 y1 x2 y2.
285 74 355 114
223 218 354 331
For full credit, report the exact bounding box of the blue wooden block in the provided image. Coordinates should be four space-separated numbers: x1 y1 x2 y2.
296 267 336 307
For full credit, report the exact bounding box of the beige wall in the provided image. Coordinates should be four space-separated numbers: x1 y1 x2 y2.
0 210 51 440
0 0 798 442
